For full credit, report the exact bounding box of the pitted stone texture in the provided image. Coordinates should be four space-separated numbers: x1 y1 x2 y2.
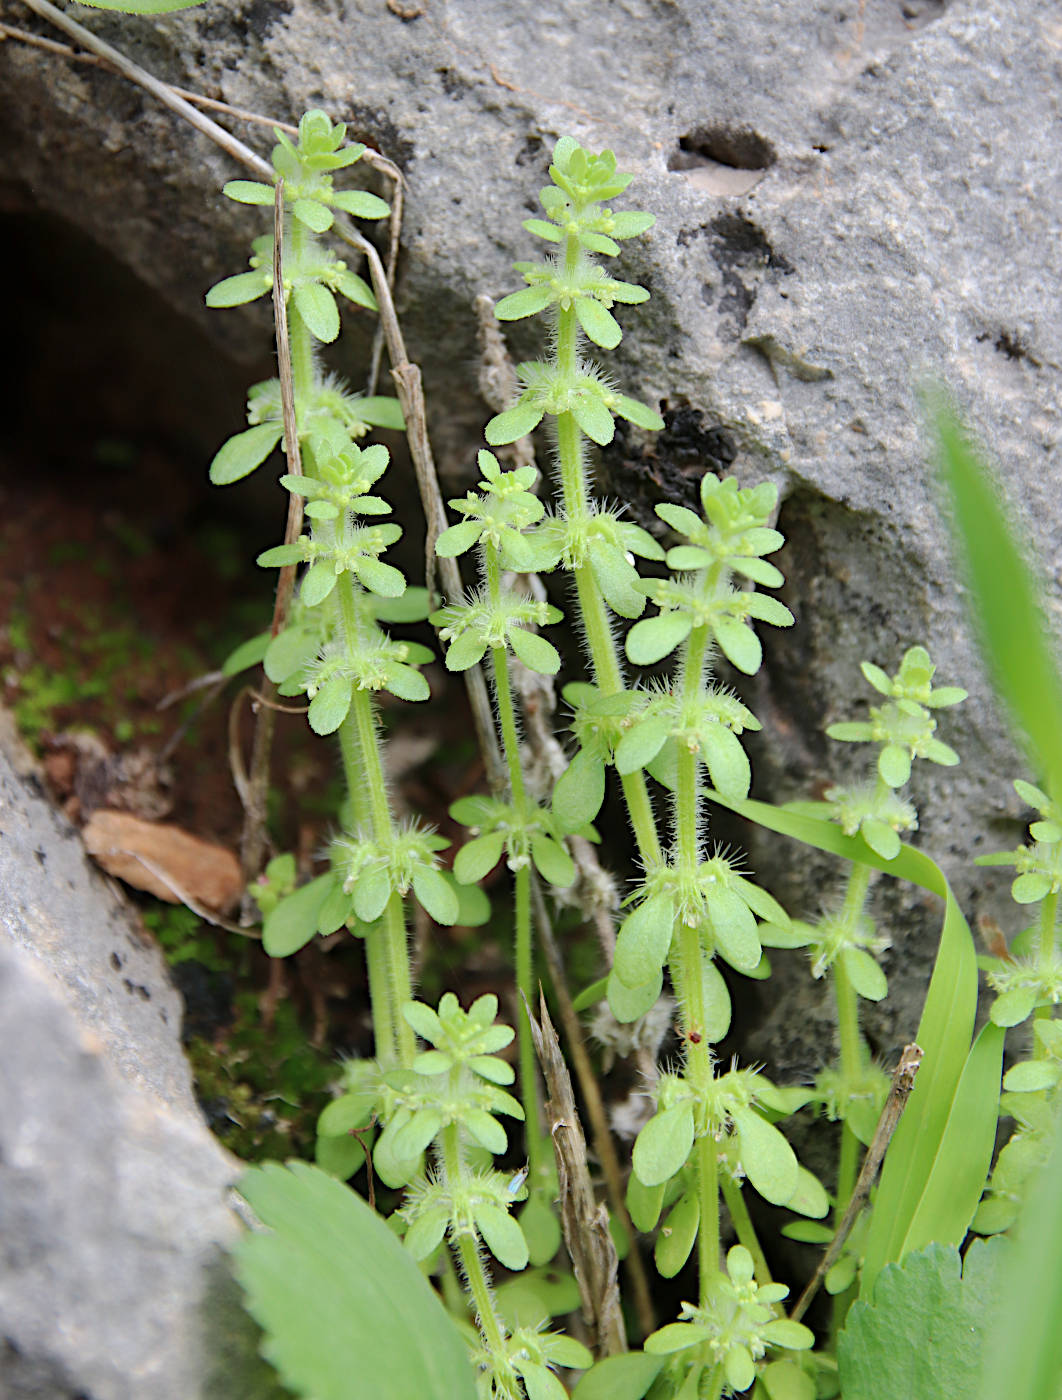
0 719 250 1399
1 1 1059 1055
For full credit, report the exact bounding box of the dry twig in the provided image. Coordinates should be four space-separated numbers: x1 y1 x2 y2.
524 989 627 1358
790 1042 923 1324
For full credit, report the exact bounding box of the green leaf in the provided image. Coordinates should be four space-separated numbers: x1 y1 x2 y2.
330 189 391 220
222 180 276 204
509 627 561 675
655 1190 699 1277
842 946 888 1002
435 520 482 557
454 832 506 884
308 676 353 735
552 748 606 831
412 867 459 925
384 664 430 703
632 1104 694 1187
934 401 1062 800
626 612 694 666
475 1203 529 1271
222 631 270 677
878 744 911 788
990 987 1038 1026
301 560 339 607
206 270 271 308
614 716 669 776
732 1107 798 1205
209 422 283 485
495 285 554 320
714 616 762 675
352 869 391 923
574 297 622 349
485 401 545 445
519 1193 562 1267
264 626 318 684
293 198 334 232
980 1104 1062 1400
263 873 336 956
445 629 488 672
530 834 576 888
839 1240 1008 1400
294 282 341 343
571 1354 664 1400
626 1172 665 1233
606 967 662 1023
235 1162 476 1400
404 1208 449 1262
614 896 674 988
760 1360 816 1400
571 396 616 447
354 556 406 597
895 1021 1004 1260
314 1130 365 1181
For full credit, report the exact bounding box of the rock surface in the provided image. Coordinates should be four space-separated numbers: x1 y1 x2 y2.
1 2 1059 1052
0 715 262 1400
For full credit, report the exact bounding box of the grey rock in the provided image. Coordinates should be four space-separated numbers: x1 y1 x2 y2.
0 717 264 1400
0 0 1058 1060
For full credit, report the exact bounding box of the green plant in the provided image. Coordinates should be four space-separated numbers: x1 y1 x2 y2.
26 2 1060 1383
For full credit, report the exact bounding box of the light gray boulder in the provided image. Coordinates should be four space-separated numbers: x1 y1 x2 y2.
0 717 275 1399
1 0 1059 1062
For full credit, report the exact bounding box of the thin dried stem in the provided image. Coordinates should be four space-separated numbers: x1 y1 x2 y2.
790 1043 923 1324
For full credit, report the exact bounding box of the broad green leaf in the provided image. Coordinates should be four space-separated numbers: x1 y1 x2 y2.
979 1103 1062 1400
626 612 693 666
571 1353 664 1400
263 874 335 956
292 198 333 232
574 297 622 349
614 896 675 988
842 946 888 1002
354 556 405 597
655 1190 699 1277
435 520 482 557
530 834 576 888
626 1171 665 1233
475 1204 529 1271
572 396 616 447
454 832 506 884
209 422 283 485
732 1107 798 1205
314 1130 365 1181
308 676 353 735
509 626 561 675
222 631 270 677
990 987 1038 1026
840 1239 1007 1400
897 1021 1004 1259
519 1193 562 1267
301 560 339 607
552 748 606 831
495 285 554 320
294 282 341 343
404 1208 449 1261
352 868 390 923
714 616 762 674
235 1161 475 1400
607 967 662 1023
632 1103 694 1187
706 886 760 973
205 271 272 308
934 402 1062 800
614 716 670 775
760 1360 816 1400
699 723 751 801
264 626 318 684
330 189 391 220
222 180 276 205
412 868 460 925
486 401 546 445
